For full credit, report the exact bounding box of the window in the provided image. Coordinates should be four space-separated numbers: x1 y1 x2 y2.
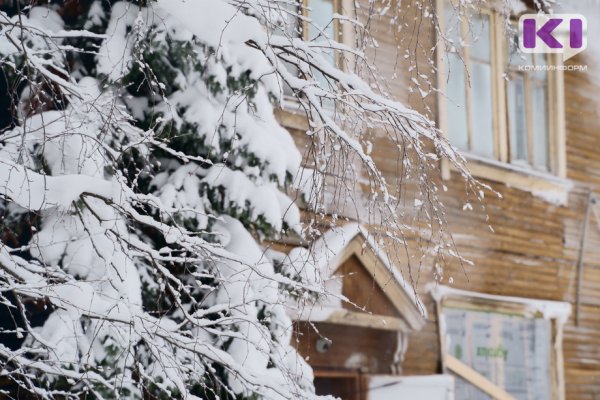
432 285 569 400
438 1 566 180
275 0 344 101
273 0 339 39
306 0 337 44
443 5 495 158
306 0 338 92
506 29 550 171
271 2 301 97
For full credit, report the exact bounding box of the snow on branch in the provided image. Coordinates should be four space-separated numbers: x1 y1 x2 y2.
0 0 489 399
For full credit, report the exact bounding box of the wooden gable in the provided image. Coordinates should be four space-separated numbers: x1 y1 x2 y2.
339 255 403 319
292 224 426 333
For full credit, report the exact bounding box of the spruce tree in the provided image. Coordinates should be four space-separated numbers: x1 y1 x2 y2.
0 1 313 398
0 0 471 398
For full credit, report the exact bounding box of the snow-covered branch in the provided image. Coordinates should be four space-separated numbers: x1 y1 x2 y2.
0 0 488 398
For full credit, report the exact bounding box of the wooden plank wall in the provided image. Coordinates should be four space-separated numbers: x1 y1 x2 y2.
561 53 600 398
294 322 400 375
355 2 600 398
278 0 600 398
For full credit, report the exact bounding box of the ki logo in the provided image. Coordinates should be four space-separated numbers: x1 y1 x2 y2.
519 14 587 61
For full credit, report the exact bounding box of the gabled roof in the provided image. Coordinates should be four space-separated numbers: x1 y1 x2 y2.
290 223 427 332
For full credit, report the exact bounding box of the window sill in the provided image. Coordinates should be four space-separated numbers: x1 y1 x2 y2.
275 100 310 131
443 153 573 206
276 95 337 131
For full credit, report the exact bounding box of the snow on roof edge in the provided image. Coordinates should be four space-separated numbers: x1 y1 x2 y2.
429 284 572 324
368 373 454 388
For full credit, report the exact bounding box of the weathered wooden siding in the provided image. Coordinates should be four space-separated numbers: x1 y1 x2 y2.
279 1 600 398
561 53 600 399
339 256 403 319
363 4 600 398
294 322 400 375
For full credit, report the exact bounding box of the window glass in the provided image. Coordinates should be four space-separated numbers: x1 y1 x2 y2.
532 53 548 81
444 4 469 150
273 1 300 38
469 14 494 158
470 61 494 157
444 3 462 45
506 29 550 169
447 53 469 150
444 9 494 157
442 5 555 172
507 29 532 66
307 0 335 104
470 14 491 61
532 54 549 170
532 85 548 170
271 1 300 97
309 0 334 39
508 74 528 163
308 0 335 65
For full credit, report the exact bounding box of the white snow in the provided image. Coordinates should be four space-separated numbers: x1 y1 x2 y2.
27 310 88 365
0 159 117 210
151 162 209 228
0 0 475 398
462 152 573 205
157 0 262 52
556 0 600 66
367 374 455 400
294 223 426 314
508 0 528 14
429 284 572 324
97 2 147 81
203 165 301 233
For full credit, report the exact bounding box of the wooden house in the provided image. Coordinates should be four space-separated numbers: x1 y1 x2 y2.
277 0 600 399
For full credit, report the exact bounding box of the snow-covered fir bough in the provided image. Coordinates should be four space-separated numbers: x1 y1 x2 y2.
0 0 476 398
